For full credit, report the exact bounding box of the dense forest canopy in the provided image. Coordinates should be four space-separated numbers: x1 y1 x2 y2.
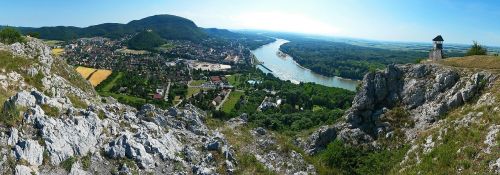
127 31 165 50
11 15 207 41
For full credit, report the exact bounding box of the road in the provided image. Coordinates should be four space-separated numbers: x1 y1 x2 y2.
215 89 232 111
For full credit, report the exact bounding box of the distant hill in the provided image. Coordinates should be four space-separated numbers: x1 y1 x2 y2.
127 30 165 50
12 15 207 41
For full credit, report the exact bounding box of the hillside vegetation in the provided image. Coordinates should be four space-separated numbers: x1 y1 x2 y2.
280 38 430 79
14 15 207 41
127 30 165 50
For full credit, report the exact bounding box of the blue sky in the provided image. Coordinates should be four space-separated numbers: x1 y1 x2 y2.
1 0 500 46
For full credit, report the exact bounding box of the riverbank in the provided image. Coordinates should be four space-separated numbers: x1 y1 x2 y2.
251 39 360 91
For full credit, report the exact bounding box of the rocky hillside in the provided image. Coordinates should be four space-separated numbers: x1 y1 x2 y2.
0 38 498 175
302 61 499 174
0 38 240 174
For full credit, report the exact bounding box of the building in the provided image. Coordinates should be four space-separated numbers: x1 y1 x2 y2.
429 35 444 61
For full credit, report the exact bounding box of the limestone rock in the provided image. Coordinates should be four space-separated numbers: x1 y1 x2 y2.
14 140 44 166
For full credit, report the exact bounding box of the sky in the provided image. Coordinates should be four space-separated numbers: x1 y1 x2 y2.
1 0 500 46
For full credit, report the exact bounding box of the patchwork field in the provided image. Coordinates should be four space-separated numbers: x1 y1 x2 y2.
75 66 112 87
75 66 97 79
88 70 112 86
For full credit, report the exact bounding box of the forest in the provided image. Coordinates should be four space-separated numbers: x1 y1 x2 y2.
280 38 430 79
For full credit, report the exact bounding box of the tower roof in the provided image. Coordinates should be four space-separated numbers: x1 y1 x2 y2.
433 35 444 41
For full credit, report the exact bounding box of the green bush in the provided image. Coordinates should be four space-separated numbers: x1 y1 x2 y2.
0 102 23 127
60 156 77 172
317 139 408 175
81 153 91 171
465 41 488 56
0 27 25 44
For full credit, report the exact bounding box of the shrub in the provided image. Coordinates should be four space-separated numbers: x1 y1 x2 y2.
465 41 488 56
81 153 91 171
0 27 25 44
60 156 77 172
318 139 408 175
0 102 23 127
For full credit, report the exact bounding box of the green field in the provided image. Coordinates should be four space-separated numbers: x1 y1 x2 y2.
100 72 123 92
189 80 206 86
96 72 147 108
227 74 242 87
186 87 201 98
221 91 244 113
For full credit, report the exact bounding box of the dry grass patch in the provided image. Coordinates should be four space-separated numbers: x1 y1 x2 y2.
75 66 97 79
51 48 64 57
440 56 500 70
88 69 112 87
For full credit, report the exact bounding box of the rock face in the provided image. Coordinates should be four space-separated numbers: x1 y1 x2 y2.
0 39 237 174
304 64 495 152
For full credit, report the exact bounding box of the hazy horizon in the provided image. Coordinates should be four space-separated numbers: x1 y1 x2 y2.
1 0 500 46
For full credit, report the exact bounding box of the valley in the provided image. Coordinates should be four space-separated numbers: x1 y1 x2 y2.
0 9 499 175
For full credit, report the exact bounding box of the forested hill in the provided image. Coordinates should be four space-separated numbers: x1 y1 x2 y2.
280 38 430 79
11 14 207 41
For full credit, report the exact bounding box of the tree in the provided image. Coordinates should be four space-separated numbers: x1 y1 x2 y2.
0 27 25 44
465 41 488 56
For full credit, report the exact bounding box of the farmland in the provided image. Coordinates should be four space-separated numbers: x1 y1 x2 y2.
75 66 112 87
88 70 112 86
75 66 97 79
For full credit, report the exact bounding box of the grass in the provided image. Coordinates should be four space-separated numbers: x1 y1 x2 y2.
440 55 500 70
40 104 59 117
51 48 64 57
98 72 123 92
221 91 244 113
227 74 243 87
235 153 276 175
189 80 206 86
68 94 88 109
95 71 148 108
186 87 201 98
24 72 45 91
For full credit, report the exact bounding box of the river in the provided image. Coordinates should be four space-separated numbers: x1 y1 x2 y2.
251 39 360 91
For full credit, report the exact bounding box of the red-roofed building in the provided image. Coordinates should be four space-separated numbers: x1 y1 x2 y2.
153 93 162 100
210 76 221 83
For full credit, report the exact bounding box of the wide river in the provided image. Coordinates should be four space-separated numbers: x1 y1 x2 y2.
252 39 360 91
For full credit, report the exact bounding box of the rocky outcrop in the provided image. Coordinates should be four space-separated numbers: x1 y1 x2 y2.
0 39 237 174
304 63 495 152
